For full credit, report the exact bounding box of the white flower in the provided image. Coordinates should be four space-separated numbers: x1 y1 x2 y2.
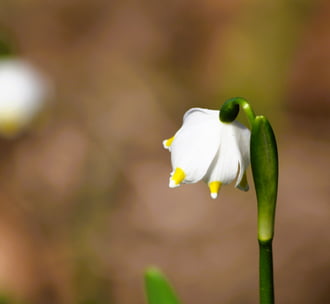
163 108 251 199
0 58 50 138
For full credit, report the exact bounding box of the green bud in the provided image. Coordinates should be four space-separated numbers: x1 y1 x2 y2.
250 116 278 242
144 267 181 304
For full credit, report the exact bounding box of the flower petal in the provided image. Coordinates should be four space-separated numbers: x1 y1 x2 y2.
232 121 251 188
169 167 186 188
204 121 250 187
163 107 251 194
169 108 222 184
208 181 222 199
162 136 175 151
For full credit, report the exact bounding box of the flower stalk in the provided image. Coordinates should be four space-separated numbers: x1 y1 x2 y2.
220 97 256 126
220 97 278 304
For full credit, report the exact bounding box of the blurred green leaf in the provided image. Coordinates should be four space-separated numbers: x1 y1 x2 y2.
0 292 26 304
144 267 181 304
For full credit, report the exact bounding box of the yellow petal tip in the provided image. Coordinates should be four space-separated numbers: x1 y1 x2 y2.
208 181 222 199
162 136 175 149
169 167 185 188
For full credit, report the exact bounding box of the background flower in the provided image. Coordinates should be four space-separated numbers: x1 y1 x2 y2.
0 58 51 138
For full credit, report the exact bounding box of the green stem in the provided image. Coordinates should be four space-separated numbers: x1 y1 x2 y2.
219 97 256 127
235 97 256 127
259 240 274 304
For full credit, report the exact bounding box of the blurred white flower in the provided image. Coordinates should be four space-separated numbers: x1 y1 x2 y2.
0 58 50 138
163 108 251 199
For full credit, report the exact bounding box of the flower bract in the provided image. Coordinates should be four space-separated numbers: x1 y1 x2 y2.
163 108 250 199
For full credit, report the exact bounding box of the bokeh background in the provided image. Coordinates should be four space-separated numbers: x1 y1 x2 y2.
0 0 329 303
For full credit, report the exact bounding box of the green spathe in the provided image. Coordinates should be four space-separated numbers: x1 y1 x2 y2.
251 116 278 242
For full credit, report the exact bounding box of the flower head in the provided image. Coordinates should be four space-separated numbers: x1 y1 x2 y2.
0 58 50 138
163 108 250 199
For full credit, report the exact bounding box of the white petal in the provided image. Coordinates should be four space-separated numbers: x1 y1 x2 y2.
232 121 251 187
170 108 222 184
169 178 179 188
204 121 250 186
162 139 170 150
204 123 240 184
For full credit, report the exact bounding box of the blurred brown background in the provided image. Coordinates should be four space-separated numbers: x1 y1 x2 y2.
0 0 329 303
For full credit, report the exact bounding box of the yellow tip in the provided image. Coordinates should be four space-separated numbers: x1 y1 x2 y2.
163 136 175 149
208 181 222 199
169 167 186 188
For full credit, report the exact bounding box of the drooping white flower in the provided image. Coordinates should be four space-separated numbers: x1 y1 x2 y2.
163 108 250 199
0 58 50 138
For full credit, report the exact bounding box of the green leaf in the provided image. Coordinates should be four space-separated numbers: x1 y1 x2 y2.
144 267 181 304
